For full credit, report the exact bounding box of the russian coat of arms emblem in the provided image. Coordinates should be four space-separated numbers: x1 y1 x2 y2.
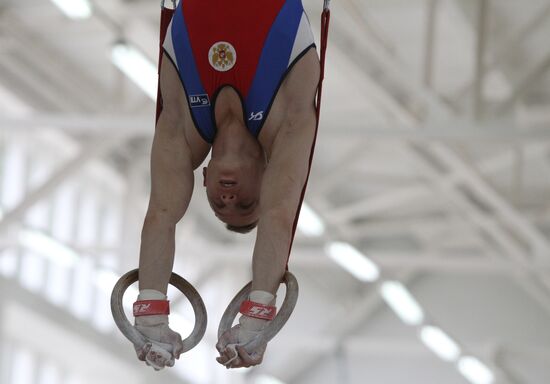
208 41 237 72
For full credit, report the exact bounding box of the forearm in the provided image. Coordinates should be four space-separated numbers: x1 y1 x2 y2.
138 182 193 293
251 135 313 294
250 94 317 294
138 111 195 294
251 207 296 294
138 211 178 294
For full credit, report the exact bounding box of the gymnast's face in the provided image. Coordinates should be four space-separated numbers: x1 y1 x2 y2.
203 159 263 228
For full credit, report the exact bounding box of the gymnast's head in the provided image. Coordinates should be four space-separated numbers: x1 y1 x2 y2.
202 86 268 232
203 129 266 233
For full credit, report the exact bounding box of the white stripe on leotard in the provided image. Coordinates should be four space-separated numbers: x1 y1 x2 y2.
288 12 315 66
163 19 179 71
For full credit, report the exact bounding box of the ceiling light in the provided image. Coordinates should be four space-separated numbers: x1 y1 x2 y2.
458 356 495 384
18 229 79 267
111 42 158 100
255 375 287 384
379 281 424 326
0 84 32 116
325 242 380 282
419 325 461 362
50 0 92 19
298 202 325 236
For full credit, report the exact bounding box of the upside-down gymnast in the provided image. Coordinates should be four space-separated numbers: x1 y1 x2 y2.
133 0 320 370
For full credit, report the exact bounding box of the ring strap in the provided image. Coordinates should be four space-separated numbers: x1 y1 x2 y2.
239 300 277 320
133 300 170 316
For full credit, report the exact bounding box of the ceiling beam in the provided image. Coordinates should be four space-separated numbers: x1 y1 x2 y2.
473 0 489 119
325 141 550 239
2 114 550 141
496 51 550 114
270 336 550 362
0 13 109 112
428 143 550 259
423 0 440 88
332 0 550 260
197 244 550 275
456 0 550 101
280 2 550 381
0 276 186 384
0 136 129 235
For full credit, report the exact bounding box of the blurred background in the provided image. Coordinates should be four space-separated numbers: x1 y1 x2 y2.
0 0 549 383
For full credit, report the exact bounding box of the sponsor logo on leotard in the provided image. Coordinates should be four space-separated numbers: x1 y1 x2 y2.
208 41 237 72
190 94 210 108
248 111 264 121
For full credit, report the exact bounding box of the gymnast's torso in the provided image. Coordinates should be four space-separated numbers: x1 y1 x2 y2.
162 0 316 144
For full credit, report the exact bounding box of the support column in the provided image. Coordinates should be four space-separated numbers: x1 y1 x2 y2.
473 0 489 119
423 0 439 88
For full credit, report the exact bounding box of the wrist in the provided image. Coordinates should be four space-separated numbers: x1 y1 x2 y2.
138 289 167 301
134 289 170 322
249 290 276 305
239 290 276 331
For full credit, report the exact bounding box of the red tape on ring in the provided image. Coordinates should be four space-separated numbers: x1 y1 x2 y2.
133 300 170 316
239 300 277 320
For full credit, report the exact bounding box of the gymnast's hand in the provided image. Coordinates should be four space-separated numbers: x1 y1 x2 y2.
133 289 184 370
216 290 275 368
216 319 268 368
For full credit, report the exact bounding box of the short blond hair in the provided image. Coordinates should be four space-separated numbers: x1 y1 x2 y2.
226 220 259 234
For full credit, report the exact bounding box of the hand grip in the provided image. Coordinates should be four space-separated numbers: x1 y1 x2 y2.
111 269 207 353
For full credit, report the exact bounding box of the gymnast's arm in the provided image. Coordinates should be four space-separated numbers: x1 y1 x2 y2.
251 50 320 295
132 101 196 369
138 54 205 295
138 121 194 294
132 52 209 372
215 50 320 368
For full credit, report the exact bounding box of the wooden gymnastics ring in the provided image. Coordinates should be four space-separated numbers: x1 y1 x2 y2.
217 271 298 349
111 268 207 354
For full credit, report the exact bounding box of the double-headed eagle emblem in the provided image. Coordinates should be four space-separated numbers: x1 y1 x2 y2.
209 41 237 72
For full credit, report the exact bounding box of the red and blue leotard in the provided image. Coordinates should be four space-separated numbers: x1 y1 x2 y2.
163 0 316 143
